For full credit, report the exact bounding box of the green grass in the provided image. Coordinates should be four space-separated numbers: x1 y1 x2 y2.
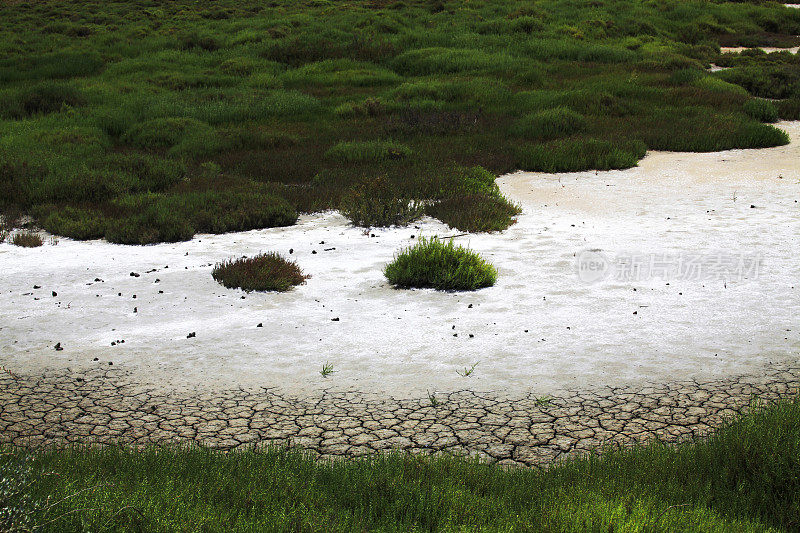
743 99 779 123
516 139 648 173
384 237 497 291
0 0 798 240
511 107 588 141
212 252 309 292
2 395 798 531
325 140 412 163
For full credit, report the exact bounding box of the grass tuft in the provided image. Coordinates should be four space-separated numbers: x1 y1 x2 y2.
384 237 497 291
212 252 309 292
11 231 43 247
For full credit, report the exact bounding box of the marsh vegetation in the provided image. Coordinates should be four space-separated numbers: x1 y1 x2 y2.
0 0 798 242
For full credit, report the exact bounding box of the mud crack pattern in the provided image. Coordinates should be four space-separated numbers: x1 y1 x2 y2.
1 365 798 466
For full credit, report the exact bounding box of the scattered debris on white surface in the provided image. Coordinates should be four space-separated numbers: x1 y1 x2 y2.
1 123 799 396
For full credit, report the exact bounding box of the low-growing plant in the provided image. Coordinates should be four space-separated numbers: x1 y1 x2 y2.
320 362 336 377
383 109 481 136
11 231 43 247
0 81 85 119
122 117 215 151
456 362 479 377
717 65 800 99
384 237 497 291
105 190 297 244
510 107 587 141
777 98 800 120
742 99 779 123
427 390 440 407
212 252 309 292
426 194 521 233
516 139 647 173
280 59 400 87
668 68 705 85
534 395 554 407
339 177 423 228
41 207 106 241
325 141 411 163
392 47 516 75
333 98 385 118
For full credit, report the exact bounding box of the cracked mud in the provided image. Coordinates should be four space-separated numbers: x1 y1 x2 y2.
2 364 797 466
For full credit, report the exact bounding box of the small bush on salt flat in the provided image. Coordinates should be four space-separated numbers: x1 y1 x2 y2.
384 237 497 291
212 253 309 292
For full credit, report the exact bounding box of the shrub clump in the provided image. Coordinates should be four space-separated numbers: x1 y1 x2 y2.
41 207 106 240
212 252 309 292
511 107 587 140
339 176 422 227
384 237 497 291
742 99 779 123
516 138 646 173
426 194 520 233
105 190 297 245
777 98 800 120
11 231 43 247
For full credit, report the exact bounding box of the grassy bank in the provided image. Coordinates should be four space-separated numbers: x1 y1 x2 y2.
0 0 798 241
2 396 798 532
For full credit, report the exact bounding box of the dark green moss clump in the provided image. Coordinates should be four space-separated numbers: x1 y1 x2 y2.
384 237 497 291
212 252 309 292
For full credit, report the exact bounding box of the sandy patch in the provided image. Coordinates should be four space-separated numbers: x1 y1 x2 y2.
720 45 799 54
1 123 799 397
